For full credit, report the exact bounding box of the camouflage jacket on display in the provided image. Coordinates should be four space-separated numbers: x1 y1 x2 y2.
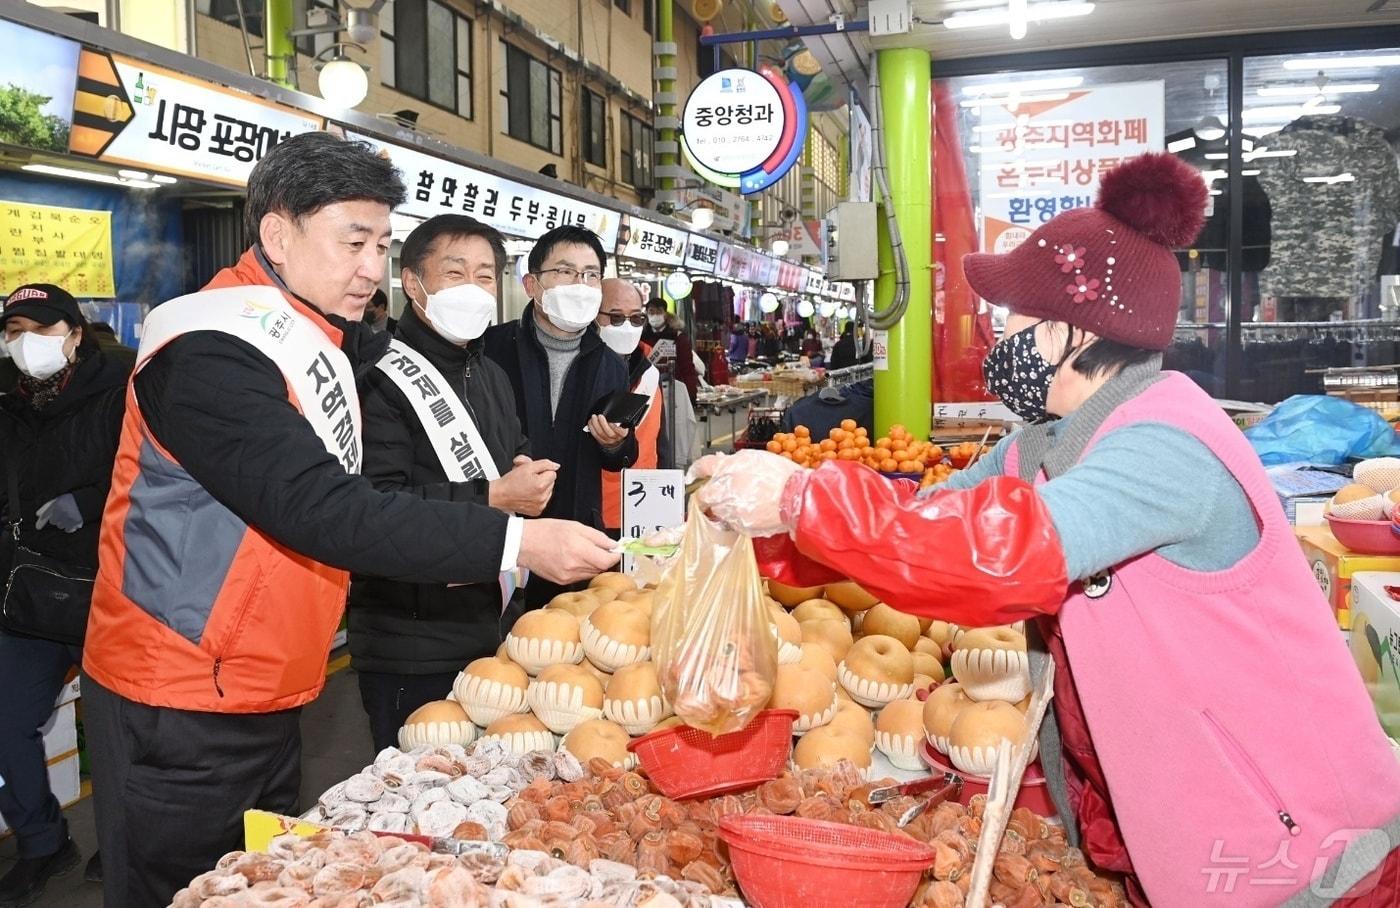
1256 114 1400 301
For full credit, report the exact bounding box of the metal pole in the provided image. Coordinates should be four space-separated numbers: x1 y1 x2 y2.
264 0 295 88
1226 52 1244 399
873 48 933 439
656 0 677 193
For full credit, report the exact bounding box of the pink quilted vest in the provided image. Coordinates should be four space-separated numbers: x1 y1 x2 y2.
1006 372 1400 906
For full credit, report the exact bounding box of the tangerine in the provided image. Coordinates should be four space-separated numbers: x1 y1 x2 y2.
840 419 857 432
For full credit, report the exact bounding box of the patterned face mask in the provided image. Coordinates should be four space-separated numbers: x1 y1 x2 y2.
983 321 1056 423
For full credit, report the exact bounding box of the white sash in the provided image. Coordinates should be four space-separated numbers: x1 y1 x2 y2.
374 340 499 482
137 286 362 474
374 340 526 609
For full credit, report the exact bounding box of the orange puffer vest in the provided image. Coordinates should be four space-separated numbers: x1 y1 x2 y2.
82 250 350 713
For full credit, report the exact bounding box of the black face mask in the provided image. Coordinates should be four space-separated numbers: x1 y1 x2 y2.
983 322 1057 423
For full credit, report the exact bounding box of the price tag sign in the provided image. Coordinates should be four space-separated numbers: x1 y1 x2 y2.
871 330 889 371
619 469 685 573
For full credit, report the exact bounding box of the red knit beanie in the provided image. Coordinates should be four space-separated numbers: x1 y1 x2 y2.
962 152 1208 351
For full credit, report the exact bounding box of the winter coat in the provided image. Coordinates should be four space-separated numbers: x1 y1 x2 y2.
0 349 129 578
483 304 635 531
349 306 530 675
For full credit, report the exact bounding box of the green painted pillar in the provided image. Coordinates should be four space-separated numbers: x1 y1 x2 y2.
873 48 933 439
265 0 294 87
656 0 676 191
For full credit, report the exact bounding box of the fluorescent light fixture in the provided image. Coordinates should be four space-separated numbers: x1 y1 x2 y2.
1209 190 1222 196
945 2 1095 30
1242 169 1260 176
23 163 159 189
1242 103 1340 120
1302 172 1355 185
1257 82 1379 97
960 92 1071 109
1201 169 1227 182
963 76 1083 96
1008 0 1028 39
1243 125 1284 137
1203 152 1228 160
118 169 150 180
1167 136 1197 154
1283 54 1400 70
151 174 178 184
1247 148 1297 160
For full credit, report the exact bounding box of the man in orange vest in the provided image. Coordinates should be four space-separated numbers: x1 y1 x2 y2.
596 279 664 533
79 133 620 908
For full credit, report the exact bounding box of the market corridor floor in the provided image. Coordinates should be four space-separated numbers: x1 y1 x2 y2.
3 658 374 908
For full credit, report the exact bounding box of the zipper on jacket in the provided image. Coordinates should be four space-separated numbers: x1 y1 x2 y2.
212 657 225 698
1203 710 1299 836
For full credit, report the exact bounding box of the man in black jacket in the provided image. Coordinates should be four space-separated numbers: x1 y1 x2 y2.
483 225 635 607
350 215 559 751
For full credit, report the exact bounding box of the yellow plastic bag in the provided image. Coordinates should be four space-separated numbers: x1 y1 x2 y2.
652 507 778 736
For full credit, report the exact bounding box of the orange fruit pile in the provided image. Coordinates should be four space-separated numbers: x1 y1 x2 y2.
764 421 963 489
947 441 992 468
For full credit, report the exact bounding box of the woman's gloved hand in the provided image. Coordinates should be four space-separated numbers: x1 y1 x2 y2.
36 494 83 533
691 450 807 537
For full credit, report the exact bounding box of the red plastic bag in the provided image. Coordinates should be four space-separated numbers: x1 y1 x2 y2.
653 507 778 736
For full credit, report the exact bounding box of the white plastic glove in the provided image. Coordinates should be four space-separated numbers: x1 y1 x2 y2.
35 493 83 533
692 449 803 537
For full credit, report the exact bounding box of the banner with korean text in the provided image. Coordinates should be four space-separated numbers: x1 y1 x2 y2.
0 201 115 297
976 81 1164 254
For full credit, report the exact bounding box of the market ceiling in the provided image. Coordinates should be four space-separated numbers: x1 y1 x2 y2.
871 0 1400 58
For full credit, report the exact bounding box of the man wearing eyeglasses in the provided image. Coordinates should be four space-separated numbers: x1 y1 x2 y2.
484 225 636 607
596 278 666 533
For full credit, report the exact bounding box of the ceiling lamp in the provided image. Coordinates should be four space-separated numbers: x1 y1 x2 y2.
818 301 837 318
1283 54 1400 70
759 292 780 313
944 2 1095 31
690 206 715 230
1258 82 1378 97
797 299 815 318
318 47 369 109
664 271 693 299
771 238 790 257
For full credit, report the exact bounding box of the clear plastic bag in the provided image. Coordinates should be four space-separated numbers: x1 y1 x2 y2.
652 507 778 736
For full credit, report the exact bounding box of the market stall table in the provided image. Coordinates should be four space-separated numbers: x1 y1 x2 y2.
696 388 770 453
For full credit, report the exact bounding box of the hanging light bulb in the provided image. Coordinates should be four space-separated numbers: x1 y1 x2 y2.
797 299 815 318
819 301 837 318
759 292 780 313
771 238 790 257
690 206 715 230
318 48 369 109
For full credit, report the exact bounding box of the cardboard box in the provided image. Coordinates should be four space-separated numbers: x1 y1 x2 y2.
0 750 81 837
1347 573 1400 740
1296 526 1400 629
39 700 76 762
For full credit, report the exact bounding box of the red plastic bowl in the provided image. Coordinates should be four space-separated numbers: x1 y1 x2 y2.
719 814 935 908
1326 514 1400 555
628 709 797 800
920 740 1056 817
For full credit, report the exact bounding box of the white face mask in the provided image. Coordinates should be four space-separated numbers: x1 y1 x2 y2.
540 284 603 333
599 322 643 356
7 331 72 380
648 313 667 330
416 277 497 344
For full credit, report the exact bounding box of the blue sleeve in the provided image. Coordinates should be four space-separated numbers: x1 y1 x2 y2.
1037 422 1259 580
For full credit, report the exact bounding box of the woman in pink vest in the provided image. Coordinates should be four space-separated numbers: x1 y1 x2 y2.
696 153 1400 906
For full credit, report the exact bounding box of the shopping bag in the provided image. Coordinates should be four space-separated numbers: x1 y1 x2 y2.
652 506 777 736
1244 394 1400 466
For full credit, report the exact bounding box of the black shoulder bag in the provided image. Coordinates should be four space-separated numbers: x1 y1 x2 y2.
0 459 94 646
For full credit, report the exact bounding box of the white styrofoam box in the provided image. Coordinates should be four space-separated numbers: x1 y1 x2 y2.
1349 572 1400 740
0 751 82 837
40 701 77 762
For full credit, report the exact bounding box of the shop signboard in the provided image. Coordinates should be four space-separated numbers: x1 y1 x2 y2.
770 219 825 260
66 50 322 187
0 19 80 155
680 65 808 195
976 80 1164 254
803 268 824 295
683 234 719 274
353 132 620 250
0 201 115 297
619 216 688 266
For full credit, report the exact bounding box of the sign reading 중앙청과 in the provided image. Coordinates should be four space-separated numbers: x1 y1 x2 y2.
352 133 620 249
977 81 1164 255
0 201 115 298
681 66 807 196
68 50 322 186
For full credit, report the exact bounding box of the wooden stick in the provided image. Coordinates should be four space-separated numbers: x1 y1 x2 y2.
965 657 1056 908
965 426 995 470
